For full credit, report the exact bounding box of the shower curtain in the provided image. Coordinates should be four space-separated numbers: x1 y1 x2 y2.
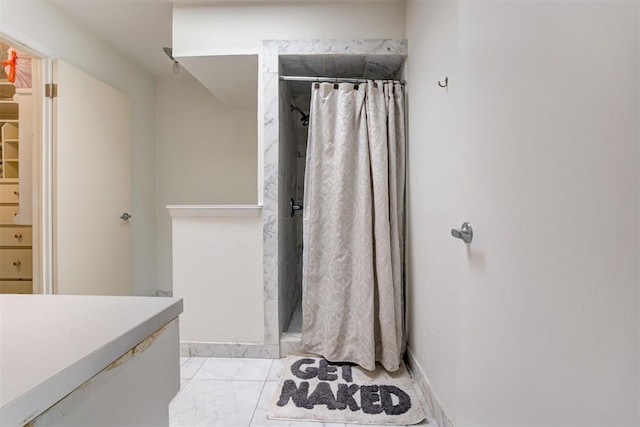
301 81 406 372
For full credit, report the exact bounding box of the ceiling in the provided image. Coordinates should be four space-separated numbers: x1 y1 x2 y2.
48 1 403 108
51 0 176 78
50 0 261 108
49 0 404 79
50 0 369 78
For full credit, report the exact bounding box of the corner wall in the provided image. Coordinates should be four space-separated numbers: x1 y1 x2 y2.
155 75 257 293
0 0 158 296
171 0 409 355
405 0 460 423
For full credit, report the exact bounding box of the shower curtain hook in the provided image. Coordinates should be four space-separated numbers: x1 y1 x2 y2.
438 77 448 88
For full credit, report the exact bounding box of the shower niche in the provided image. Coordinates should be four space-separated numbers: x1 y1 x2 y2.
275 51 406 355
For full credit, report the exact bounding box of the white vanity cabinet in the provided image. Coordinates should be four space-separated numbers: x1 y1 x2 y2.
0 295 183 426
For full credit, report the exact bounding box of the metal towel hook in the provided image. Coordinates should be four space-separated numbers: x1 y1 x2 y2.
451 222 473 243
438 77 448 88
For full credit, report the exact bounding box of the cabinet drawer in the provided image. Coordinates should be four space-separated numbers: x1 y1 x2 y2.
0 184 19 203
0 280 32 294
0 206 19 224
0 248 32 279
0 227 32 246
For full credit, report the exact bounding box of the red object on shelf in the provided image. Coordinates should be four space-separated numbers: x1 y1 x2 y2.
3 49 17 83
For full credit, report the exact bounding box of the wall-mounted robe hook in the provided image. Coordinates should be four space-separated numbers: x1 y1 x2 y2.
438 77 448 88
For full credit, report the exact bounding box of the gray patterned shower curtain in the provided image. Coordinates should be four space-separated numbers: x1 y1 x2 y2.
301 81 406 372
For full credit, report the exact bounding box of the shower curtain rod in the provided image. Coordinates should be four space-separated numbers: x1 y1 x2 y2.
279 75 406 85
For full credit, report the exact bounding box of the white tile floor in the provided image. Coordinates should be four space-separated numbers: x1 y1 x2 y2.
170 357 432 427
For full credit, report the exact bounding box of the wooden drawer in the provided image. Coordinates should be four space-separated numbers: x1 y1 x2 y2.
0 206 19 224
0 248 32 279
0 227 32 246
0 184 19 203
0 280 32 294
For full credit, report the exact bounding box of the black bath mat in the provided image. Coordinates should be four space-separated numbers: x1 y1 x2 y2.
268 356 427 425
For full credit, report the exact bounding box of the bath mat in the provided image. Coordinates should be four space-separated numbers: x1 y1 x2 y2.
268 356 426 425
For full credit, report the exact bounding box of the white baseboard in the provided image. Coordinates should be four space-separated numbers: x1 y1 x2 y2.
406 346 454 427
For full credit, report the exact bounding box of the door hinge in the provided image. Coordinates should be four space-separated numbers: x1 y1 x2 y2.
45 83 58 98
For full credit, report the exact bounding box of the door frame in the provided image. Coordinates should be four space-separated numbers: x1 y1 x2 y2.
0 24 55 294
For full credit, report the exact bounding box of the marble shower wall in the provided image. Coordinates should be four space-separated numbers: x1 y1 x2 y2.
277 80 301 332
293 103 307 307
262 39 408 350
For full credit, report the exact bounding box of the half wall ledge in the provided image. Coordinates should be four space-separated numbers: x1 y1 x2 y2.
167 205 263 217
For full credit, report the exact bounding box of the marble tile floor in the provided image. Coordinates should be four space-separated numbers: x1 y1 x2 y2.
171 357 433 427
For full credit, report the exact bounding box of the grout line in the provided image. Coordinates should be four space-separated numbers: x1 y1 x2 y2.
170 378 190 406
265 359 277 382
248 379 268 427
267 358 274 375
185 357 208 379
185 357 275 381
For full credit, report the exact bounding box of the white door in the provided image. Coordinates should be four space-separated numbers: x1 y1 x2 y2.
53 60 131 295
453 2 639 423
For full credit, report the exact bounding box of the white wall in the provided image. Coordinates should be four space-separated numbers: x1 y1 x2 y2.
156 75 257 293
407 1 640 425
172 0 406 56
405 0 460 421
172 216 263 344
177 55 258 109
0 0 157 296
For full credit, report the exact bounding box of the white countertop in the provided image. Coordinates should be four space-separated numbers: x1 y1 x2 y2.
0 295 183 426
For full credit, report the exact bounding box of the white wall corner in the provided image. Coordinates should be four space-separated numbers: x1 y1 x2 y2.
407 346 454 427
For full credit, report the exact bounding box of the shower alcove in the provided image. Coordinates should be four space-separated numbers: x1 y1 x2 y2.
262 40 407 356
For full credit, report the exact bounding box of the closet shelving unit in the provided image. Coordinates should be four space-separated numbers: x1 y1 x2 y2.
0 79 32 294
1 121 19 181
